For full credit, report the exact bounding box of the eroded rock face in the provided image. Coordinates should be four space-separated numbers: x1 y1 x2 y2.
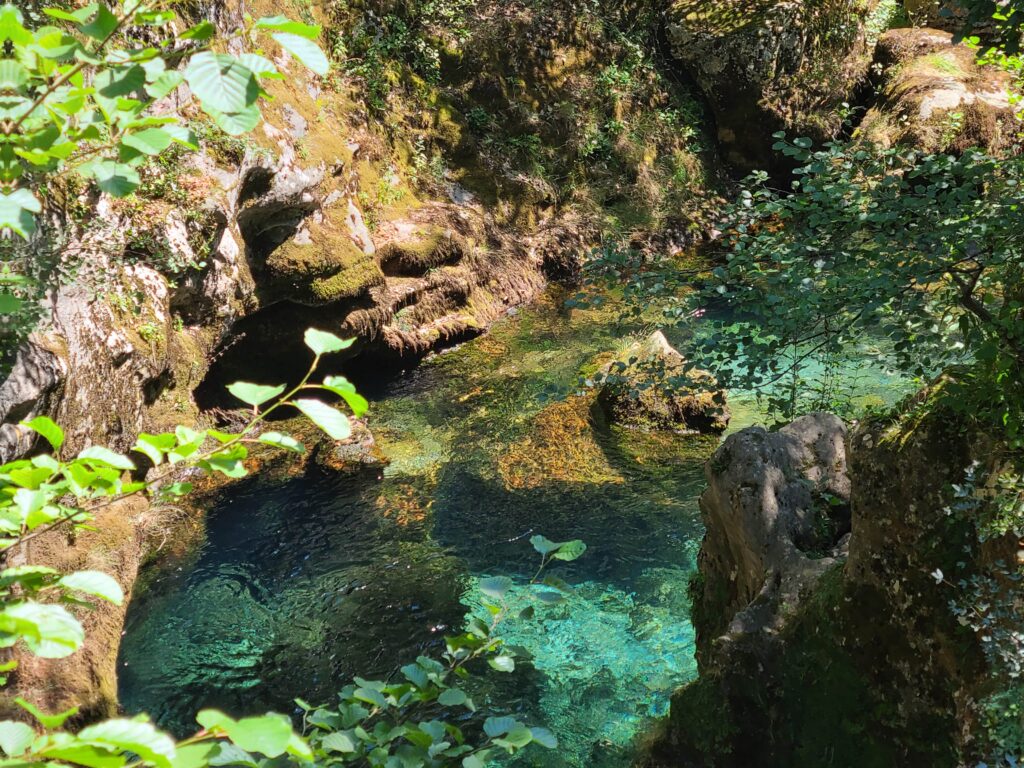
597 332 729 434
860 27 1017 154
691 413 849 657
648 398 1012 767
665 0 882 170
0 496 153 723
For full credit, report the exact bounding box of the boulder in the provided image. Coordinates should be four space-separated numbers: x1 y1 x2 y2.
859 27 1017 154
691 413 850 657
597 331 729 433
665 0 885 170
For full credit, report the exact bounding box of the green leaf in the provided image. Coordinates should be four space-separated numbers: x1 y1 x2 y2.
495 726 533 749
529 727 557 748
535 590 565 604
437 688 467 707
226 381 286 408
0 60 27 91
237 53 279 78
400 663 429 689
133 433 171 466
195 711 294 758
272 32 329 76
293 399 351 441
488 655 515 673
0 720 35 756
78 446 136 471
542 575 573 593
185 52 259 114
43 742 131 768
78 718 176 768
529 535 560 556
78 3 119 40
201 456 247 479
0 4 32 45
87 160 141 197
254 16 321 39
13 488 46 522
304 328 354 356
479 576 512 600
170 742 220 768
257 432 305 453
59 571 124 605
551 540 586 561
14 697 79 729
319 731 356 753
322 376 368 417
121 128 174 156
483 717 516 739
0 292 23 314
21 416 63 451
0 602 84 658
180 20 215 40
203 102 261 136
0 189 41 239
146 70 184 100
463 754 489 768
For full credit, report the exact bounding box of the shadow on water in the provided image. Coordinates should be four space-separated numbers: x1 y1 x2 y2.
119 287 910 765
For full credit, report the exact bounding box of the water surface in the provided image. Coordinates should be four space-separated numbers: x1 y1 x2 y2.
119 288 908 765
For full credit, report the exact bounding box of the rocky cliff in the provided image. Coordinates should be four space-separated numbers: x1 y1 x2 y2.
647 390 1017 767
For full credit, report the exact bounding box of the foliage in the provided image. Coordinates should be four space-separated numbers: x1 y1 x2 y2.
328 0 471 112
0 327 580 767
0 1 328 242
675 137 1024 429
0 0 329 369
949 0 1024 53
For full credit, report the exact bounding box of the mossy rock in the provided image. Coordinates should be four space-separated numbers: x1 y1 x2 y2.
597 331 729 433
377 225 469 276
265 215 384 304
859 28 1016 155
496 394 623 490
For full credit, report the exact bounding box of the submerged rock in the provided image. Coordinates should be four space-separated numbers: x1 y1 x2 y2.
597 332 729 434
313 418 388 471
860 28 1017 155
497 395 623 490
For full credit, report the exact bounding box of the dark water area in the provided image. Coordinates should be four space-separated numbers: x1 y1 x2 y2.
119 288 910 766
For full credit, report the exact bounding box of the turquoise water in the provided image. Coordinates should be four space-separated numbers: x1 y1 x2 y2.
118 288 911 765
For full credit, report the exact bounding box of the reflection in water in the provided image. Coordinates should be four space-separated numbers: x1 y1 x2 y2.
119 289 908 765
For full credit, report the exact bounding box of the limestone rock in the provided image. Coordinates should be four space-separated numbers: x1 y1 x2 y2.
860 28 1016 154
597 331 729 434
692 412 849 656
665 0 882 170
648 394 1014 766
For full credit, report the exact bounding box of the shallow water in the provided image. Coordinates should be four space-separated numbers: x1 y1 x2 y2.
119 289 910 765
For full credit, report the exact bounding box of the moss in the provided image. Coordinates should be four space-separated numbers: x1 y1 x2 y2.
378 226 467 275
310 258 386 302
663 674 739 762
496 394 623 490
267 214 384 301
